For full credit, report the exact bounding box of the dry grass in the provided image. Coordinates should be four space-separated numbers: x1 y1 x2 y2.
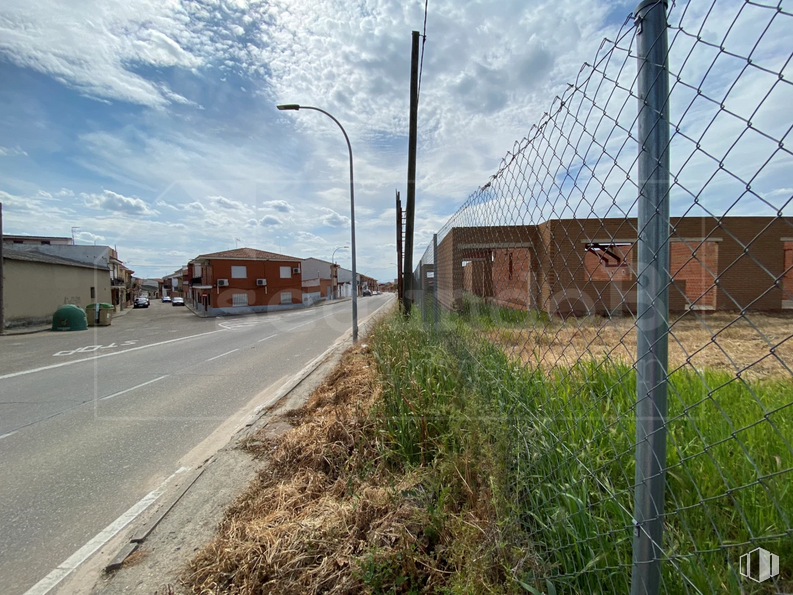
490 312 793 379
183 346 475 595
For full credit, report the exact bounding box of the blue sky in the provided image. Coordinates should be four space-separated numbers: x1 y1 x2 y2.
7 0 786 282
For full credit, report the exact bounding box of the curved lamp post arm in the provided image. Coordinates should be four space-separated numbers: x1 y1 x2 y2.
277 104 359 342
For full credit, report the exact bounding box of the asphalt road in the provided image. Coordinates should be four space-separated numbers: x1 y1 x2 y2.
0 294 392 594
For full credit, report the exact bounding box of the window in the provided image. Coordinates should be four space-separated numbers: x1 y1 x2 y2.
231 265 247 279
194 264 202 277
281 291 292 304
90 287 95 299
280 266 292 278
232 293 248 307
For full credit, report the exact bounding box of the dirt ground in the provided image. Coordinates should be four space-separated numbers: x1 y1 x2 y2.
489 311 793 379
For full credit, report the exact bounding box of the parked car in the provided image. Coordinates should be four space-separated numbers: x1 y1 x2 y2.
362 289 372 297
162 296 172 303
134 297 149 308
172 297 185 306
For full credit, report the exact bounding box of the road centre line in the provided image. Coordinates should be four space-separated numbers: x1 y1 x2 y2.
0 330 223 382
100 376 169 401
205 349 239 362
0 430 18 441
22 467 189 595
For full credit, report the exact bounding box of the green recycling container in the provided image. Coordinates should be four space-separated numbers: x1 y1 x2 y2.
86 303 114 326
52 304 88 331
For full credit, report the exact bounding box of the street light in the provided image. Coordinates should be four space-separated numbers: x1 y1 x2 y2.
278 103 359 342
332 245 349 264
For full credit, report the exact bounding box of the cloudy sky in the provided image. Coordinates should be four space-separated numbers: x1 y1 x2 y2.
1 0 789 281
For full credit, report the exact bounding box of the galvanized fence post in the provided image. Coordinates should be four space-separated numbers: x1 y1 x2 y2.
632 1 670 595
433 233 439 329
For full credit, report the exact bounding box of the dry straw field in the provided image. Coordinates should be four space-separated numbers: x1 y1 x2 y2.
486 311 793 380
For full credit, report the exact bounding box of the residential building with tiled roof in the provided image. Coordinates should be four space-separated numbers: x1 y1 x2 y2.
187 248 304 316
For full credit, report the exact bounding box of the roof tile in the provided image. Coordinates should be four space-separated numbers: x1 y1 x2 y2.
194 247 301 261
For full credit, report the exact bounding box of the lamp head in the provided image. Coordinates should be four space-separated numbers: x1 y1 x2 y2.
277 104 301 111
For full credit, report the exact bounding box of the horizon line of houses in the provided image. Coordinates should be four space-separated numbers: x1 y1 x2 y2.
157 247 378 316
1 234 380 329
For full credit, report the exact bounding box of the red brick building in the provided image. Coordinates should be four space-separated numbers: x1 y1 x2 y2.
438 217 793 315
188 248 304 316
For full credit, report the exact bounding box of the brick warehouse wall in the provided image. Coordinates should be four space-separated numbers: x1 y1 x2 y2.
436 217 793 315
444 225 538 311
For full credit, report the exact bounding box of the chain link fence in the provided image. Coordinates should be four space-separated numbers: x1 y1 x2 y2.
411 1 792 593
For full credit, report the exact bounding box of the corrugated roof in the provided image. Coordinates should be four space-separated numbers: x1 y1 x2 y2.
2 247 109 270
193 247 301 261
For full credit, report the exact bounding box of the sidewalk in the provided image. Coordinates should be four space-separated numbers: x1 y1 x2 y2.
3 305 133 336
184 296 353 319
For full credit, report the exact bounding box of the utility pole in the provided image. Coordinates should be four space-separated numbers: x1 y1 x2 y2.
396 190 403 305
403 30 420 315
0 203 4 335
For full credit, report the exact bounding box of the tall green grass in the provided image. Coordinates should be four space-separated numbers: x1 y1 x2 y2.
370 311 793 594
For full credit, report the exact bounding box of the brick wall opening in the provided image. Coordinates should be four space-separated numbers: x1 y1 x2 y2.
584 243 635 282
782 241 793 309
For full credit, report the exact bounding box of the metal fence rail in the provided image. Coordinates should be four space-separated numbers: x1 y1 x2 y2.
412 1 793 593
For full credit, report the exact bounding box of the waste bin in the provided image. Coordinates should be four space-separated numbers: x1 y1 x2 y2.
52 304 88 331
86 303 113 326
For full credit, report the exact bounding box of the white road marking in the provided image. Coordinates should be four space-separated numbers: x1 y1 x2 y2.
99 376 169 401
22 466 189 595
257 334 276 343
0 430 18 441
205 348 239 362
0 330 223 382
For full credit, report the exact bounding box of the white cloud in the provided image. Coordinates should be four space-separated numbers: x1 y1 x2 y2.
260 215 282 227
319 207 350 228
55 188 74 197
0 145 27 157
75 231 105 243
185 201 206 212
294 231 326 244
260 200 294 213
83 189 157 216
0 0 218 106
209 195 247 211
